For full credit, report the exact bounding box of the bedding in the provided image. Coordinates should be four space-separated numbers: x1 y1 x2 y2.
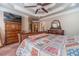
28 33 49 41
16 33 79 56
64 43 79 56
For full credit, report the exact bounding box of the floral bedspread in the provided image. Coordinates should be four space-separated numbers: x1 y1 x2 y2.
16 34 79 56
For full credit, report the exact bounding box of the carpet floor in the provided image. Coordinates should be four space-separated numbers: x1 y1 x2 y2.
0 43 19 56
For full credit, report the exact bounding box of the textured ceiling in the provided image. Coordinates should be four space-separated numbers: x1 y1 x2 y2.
0 3 79 19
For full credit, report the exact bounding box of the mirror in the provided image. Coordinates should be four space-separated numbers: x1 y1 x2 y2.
50 20 61 29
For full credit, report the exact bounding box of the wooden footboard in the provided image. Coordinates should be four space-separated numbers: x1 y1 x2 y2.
18 32 48 44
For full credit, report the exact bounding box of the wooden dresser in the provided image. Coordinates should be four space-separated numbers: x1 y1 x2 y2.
48 29 64 35
5 21 21 45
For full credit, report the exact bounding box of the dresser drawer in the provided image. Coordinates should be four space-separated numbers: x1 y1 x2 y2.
6 37 18 44
6 33 19 37
6 36 18 40
48 29 64 35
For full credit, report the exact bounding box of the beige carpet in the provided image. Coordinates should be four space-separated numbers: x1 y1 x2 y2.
0 43 19 56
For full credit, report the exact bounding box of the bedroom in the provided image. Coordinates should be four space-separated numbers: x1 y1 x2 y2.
0 3 79 56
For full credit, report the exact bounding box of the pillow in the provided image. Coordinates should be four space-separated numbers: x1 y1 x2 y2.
64 36 77 44
74 36 79 43
28 33 48 41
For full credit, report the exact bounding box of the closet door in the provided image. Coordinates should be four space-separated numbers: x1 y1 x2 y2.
31 22 40 32
5 21 21 45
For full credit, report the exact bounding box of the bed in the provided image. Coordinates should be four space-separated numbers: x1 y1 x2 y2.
16 33 79 56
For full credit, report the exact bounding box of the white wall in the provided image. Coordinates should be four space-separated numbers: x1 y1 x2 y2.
40 11 79 35
0 11 5 45
22 16 30 33
62 12 79 35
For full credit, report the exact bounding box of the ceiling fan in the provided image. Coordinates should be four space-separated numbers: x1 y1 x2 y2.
24 3 50 14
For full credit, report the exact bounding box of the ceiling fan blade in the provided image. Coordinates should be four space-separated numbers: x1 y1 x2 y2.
35 9 39 14
41 8 48 13
24 6 37 8
42 3 50 6
37 3 50 6
37 3 42 5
